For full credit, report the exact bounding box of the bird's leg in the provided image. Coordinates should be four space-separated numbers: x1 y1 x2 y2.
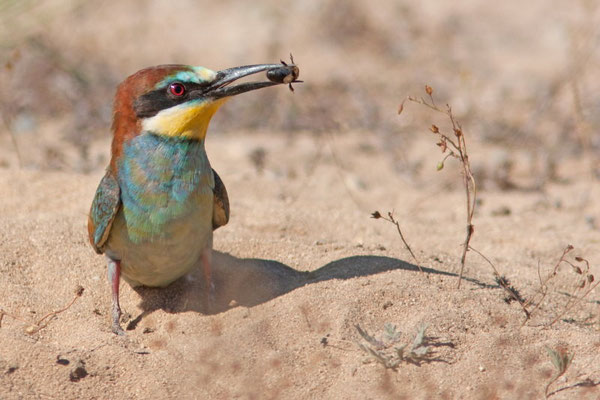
107 257 125 335
201 248 216 310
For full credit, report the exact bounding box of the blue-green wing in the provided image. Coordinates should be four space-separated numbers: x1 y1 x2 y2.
88 170 121 254
212 168 229 230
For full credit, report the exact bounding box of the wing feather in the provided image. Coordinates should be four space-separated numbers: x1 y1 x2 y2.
88 170 121 254
211 169 229 230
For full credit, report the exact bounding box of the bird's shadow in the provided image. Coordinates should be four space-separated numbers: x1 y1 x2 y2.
126 251 491 331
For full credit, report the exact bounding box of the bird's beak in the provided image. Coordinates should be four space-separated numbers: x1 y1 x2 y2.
204 63 300 99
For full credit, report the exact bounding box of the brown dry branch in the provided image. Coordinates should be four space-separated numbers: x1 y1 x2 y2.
0 307 32 327
524 245 575 320
547 253 598 327
473 245 597 326
469 246 530 319
1 285 84 335
473 244 598 326
400 86 476 288
371 211 423 273
522 245 599 326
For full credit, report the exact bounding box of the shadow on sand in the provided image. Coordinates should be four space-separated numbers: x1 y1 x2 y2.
126 251 491 331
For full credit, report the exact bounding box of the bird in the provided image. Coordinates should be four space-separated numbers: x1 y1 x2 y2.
88 62 299 335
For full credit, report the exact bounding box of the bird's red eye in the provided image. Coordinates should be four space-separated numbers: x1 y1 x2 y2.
169 82 185 96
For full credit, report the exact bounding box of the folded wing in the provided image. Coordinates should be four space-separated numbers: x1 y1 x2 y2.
88 170 121 254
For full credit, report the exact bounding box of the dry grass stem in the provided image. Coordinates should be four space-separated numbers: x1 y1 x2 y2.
1 286 84 335
469 246 531 319
371 210 423 274
400 86 477 288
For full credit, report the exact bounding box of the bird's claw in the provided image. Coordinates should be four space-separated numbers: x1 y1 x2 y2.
111 302 125 335
112 323 126 336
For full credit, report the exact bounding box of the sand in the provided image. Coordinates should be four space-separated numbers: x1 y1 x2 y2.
0 130 598 399
1 0 600 398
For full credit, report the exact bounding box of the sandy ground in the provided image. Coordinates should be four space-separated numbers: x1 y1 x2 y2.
1 0 600 398
0 128 599 399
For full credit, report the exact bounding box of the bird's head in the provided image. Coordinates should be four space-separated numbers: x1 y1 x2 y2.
110 63 299 167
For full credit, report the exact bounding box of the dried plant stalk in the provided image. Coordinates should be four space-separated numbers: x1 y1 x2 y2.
400 86 476 288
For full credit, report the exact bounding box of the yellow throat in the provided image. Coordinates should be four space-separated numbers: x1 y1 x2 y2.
141 98 229 140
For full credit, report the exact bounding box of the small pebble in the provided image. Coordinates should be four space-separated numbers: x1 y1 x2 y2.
56 356 70 366
69 360 88 382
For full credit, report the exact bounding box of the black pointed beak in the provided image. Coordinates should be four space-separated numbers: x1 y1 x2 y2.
206 63 300 99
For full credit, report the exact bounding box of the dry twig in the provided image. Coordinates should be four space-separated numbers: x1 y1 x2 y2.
469 246 531 319
371 210 422 273
1 286 84 335
400 86 476 288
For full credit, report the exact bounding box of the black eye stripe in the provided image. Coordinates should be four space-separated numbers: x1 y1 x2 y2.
133 82 211 119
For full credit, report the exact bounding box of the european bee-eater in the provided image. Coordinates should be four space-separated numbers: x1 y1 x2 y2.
88 62 299 334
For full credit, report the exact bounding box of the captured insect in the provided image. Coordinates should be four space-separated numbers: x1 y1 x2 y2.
267 53 302 92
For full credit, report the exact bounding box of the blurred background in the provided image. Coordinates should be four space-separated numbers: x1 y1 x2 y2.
0 0 598 185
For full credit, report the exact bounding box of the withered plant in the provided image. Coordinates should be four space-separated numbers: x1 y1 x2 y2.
399 86 476 288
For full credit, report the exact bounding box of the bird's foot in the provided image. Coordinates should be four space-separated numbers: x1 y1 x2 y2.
111 303 125 335
107 257 126 335
112 322 126 336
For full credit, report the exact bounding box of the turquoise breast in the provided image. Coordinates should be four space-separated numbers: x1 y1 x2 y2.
117 133 214 243
105 133 215 287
